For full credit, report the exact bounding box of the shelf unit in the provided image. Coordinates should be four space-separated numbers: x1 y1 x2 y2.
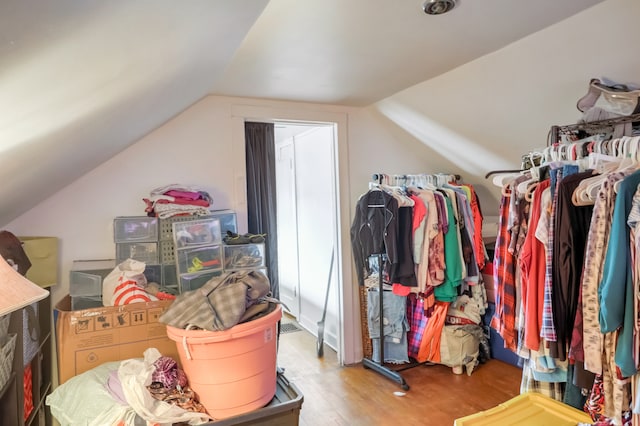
0 294 52 426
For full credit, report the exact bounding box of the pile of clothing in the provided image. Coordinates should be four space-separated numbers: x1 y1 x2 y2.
160 270 273 331
143 184 214 218
145 355 206 414
46 348 211 425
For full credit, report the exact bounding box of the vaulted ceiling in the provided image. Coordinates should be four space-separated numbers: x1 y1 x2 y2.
0 0 603 226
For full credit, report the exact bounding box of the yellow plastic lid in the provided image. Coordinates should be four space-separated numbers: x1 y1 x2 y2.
454 392 593 426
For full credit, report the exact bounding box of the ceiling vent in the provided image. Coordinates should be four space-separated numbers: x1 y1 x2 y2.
423 0 457 15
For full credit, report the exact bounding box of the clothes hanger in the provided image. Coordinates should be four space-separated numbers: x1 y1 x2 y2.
381 183 415 207
573 159 623 206
515 171 535 197
524 179 542 202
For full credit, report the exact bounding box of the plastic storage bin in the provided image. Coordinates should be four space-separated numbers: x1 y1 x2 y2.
143 264 162 285
176 245 223 275
223 243 265 271
70 295 103 311
201 372 303 426
113 216 158 242
483 303 520 367
115 242 159 264
454 392 593 425
166 304 282 420
179 270 222 293
71 260 163 297
210 209 238 235
162 264 178 291
159 215 210 241
69 260 116 297
173 218 221 249
69 271 109 297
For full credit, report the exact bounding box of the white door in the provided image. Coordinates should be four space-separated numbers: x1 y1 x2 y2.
275 138 300 317
292 126 338 350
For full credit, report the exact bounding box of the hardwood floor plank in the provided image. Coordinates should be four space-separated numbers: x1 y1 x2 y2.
277 323 523 425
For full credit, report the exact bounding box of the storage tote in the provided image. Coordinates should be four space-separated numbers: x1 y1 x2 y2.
166 304 282 420
454 392 593 425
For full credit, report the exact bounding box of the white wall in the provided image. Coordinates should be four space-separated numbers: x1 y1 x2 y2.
374 0 640 209
6 0 639 365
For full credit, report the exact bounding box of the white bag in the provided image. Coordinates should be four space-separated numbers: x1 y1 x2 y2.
118 348 211 425
102 259 157 306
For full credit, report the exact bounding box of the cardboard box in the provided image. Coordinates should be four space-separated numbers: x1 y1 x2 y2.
54 295 179 384
19 236 59 288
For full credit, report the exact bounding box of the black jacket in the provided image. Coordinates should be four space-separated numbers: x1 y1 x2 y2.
350 189 399 286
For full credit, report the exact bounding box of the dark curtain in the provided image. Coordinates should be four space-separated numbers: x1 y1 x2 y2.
245 122 279 299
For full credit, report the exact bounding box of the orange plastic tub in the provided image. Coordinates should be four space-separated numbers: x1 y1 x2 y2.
166 304 282 420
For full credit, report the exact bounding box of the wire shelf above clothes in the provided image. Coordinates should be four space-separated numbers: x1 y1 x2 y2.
485 113 640 180
548 112 640 146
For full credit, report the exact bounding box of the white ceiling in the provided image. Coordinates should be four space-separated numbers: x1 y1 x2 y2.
211 0 603 105
0 0 603 226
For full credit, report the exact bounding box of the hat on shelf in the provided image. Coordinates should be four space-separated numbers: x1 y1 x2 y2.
0 254 49 317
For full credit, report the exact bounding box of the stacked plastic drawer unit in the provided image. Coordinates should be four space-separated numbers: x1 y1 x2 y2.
113 216 165 292
68 259 116 310
172 218 224 292
159 210 238 292
223 242 266 273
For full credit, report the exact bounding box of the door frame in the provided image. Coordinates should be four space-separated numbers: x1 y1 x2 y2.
230 104 357 365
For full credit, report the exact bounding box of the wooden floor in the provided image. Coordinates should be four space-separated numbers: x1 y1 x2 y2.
277 321 523 426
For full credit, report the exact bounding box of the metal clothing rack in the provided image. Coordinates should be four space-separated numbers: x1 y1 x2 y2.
485 113 640 180
362 252 411 391
548 112 640 147
361 172 451 391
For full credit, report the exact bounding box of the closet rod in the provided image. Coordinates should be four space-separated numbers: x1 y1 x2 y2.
484 169 522 179
372 173 462 185
549 112 640 146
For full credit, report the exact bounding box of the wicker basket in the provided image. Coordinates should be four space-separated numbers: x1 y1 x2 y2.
0 314 9 337
359 285 372 359
0 332 17 390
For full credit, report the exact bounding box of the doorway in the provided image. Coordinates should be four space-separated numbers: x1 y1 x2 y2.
274 122 340 353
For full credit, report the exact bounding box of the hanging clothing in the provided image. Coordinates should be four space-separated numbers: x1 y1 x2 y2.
582 171 630 375
519 179 551 352
599 169 640 379
551 170 594 361
491 193 519 351
351 189 400 286
540 167 563 345
353 174 489 375
434 193 465 302
416 301 449 363
393 205 418 287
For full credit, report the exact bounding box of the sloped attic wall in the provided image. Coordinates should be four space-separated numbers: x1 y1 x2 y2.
6 0 638 364
360 0 640 211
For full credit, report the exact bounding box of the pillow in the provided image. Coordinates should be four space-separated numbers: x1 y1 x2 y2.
46 361 137 426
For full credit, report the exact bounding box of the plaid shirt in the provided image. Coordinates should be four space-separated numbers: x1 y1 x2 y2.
540 168 563 342
491 193 518 351
159 270 271 331
407 293 429 359
520 362 565 402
